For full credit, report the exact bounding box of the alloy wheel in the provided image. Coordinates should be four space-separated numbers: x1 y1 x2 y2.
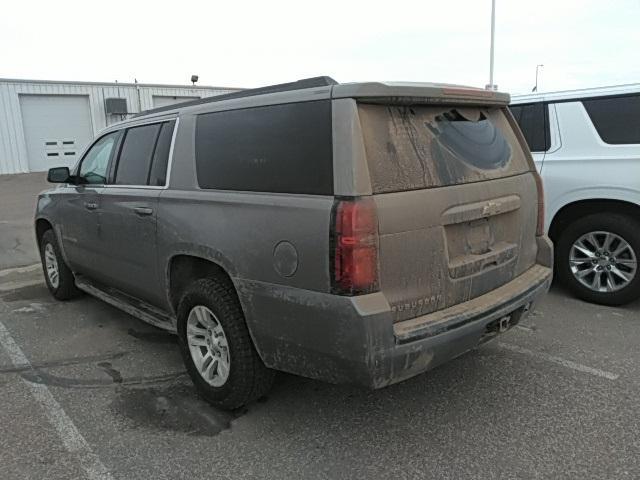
569 230 637 293
44 243 60 289
186 305 231 387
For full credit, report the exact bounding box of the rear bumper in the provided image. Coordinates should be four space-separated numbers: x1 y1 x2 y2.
237 254 552 389
373 264 551 387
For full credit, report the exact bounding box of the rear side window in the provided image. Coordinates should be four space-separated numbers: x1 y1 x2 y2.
509 102 549 152
148 121 175 186
115 123 161 185
582 94 640 144
359 104 531 194
195 101 333 195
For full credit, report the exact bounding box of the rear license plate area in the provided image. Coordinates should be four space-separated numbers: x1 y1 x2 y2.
479 306 526 343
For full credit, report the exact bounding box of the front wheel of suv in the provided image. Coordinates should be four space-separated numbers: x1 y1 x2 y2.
39 229 80 300
176 277 274 410
556 213 640 306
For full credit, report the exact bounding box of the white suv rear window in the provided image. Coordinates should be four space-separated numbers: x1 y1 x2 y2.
582 94 640 145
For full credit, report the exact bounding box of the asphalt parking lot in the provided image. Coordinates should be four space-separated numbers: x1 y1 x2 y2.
1 174 639 479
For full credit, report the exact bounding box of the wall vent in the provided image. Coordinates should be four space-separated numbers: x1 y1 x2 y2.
105 98 128 115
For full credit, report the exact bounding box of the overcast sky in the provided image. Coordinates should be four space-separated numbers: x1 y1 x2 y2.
1 0 638 94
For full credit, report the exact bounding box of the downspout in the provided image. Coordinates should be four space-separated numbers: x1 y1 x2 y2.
135 78 142 113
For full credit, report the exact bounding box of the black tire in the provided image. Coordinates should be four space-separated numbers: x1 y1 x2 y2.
556 213 640 306
176 277 274 410
39 229 80 300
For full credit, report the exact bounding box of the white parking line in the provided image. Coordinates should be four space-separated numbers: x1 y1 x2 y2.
498 342 619 381
0 320 114 480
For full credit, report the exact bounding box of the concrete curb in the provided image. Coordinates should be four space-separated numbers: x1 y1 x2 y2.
0 263 44 291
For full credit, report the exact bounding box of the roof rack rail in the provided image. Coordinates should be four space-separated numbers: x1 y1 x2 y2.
134 76 338 118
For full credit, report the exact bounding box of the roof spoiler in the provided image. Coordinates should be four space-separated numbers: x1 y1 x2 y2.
333 83 510 106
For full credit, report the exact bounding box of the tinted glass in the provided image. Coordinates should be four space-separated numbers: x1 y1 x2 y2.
79 132 119 184
582 94 640 144
359 104 531 194
509 103 548 152
148 121 175 186
195 101 333 195
115 123 161 185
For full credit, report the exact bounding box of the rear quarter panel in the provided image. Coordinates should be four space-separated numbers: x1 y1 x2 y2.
543 101 640 229
156 112 335 314
156 190 334 293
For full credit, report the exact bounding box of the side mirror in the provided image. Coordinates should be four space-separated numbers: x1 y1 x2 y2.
47 167 71 183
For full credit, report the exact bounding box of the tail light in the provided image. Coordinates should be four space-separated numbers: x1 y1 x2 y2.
533 171 545 236
331 197 379 295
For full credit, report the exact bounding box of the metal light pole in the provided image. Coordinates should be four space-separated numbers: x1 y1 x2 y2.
533 64 544 92
487 0 496 90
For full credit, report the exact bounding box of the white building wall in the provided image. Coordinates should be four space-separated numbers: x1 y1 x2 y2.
0 79 237 174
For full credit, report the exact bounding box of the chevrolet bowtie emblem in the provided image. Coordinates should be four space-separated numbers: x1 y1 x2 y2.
482 201 501 216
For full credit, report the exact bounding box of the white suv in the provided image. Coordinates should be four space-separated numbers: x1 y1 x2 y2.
511 84 640 305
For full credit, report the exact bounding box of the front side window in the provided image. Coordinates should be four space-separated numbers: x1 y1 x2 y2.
78 132 119 185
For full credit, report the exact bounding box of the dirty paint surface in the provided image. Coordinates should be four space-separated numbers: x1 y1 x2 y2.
357 103 540 323
358 104 530 194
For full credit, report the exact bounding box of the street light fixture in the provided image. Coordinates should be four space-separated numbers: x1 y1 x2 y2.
533 64 544 92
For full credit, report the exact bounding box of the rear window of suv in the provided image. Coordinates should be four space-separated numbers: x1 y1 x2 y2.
195 101 333 195
582 94 640 144
358 104 531 194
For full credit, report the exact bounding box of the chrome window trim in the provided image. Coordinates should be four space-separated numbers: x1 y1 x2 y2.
163 116 180 189
101 185 167 190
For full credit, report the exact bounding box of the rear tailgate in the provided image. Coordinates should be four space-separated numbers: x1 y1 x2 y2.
358 103 539 322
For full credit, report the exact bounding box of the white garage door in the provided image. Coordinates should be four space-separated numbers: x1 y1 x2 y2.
20 95 94 172
152 95 200 108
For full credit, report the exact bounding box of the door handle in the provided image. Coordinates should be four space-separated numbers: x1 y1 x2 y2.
133 207 154 216
84 202 98 210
